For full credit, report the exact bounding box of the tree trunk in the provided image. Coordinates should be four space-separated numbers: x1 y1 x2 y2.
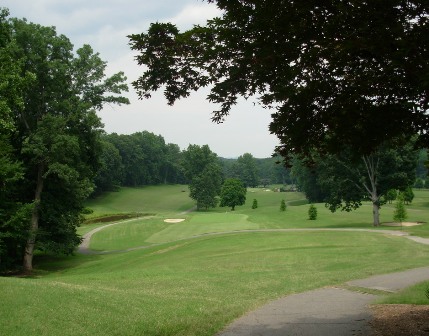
372 202 380 227
23 162 45 272
362 155 381 227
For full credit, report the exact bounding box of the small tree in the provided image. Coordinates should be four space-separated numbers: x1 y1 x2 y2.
280 199 286 211
252 199 258 209
220 178 247 211
393 193 407 226
403 187 414 205
308 204 317 220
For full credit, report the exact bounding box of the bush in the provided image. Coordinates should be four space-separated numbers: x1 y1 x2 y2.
252 199 258 209
280 199 286 211
308 204 317 220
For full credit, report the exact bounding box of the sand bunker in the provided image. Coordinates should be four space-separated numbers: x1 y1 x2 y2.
382 222 423 227
164 219 185 223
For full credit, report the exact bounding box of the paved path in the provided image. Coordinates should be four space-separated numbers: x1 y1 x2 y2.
217 287 377 336
216 266 429 336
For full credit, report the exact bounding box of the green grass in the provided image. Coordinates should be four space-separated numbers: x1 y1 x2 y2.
84 185 193 218
2 186 429 336
2 231 429 336
377 280 429 305
85 187 429 251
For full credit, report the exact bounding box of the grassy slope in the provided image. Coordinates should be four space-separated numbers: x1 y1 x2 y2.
87 187 429 251
2 186 429 336
84 185 194 218
2 232 429 336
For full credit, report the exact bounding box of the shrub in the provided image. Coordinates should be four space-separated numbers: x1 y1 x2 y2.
308 204 317 220
280 199 286 211
252 199 258 209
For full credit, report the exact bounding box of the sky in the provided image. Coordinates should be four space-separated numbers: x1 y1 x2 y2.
2 0 279 158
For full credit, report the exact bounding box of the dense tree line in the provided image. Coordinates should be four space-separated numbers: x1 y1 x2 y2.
93 132 186 194
221 155 292 187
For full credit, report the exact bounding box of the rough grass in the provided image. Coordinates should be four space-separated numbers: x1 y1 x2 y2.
377 280 429 305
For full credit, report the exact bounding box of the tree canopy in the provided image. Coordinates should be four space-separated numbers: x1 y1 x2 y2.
0 11 129 271
182 144 223 210
129 1 429 161
220 178 247 211
294 140 417 226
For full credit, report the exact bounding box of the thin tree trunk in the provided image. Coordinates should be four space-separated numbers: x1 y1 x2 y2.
23 162 45 272
372 201 380 227
362 155 381 226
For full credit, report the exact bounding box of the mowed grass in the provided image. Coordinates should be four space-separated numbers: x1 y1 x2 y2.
84 185 193 218
2 231 429 336
86 187 429 252
3 186 429 336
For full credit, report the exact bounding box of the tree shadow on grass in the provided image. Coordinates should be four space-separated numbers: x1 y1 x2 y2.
29 252 103 276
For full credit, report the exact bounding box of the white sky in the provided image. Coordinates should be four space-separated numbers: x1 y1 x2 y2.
2 0 279 158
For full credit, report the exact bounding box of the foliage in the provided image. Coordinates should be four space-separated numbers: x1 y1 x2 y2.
100 132 187 189
182 144 223 210
384 189 398 204
189 163 222 210
291 157 328 203
221 155 291 186
129 1 429 162
414 178 424 189
415 149 428 180
0 12 129 271
280 199 286 212
294 140 417 226
393 193 407 224
308 204 317 220
235 153 258 187
93 138 124 194
251 199 258 209
220 178 247 211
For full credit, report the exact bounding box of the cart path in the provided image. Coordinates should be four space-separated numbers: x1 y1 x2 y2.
216 266 429 336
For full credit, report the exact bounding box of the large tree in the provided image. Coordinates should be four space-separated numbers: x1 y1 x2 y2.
220 178 247 211
181 144 223 210
129 1 428 162
235 153 258 187
298 141 417 226
189 163 223 210
0 13 129 272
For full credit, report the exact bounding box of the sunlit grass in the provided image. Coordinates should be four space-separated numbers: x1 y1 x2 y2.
3 186 428 335
84 185 193 218
2 231 429 336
